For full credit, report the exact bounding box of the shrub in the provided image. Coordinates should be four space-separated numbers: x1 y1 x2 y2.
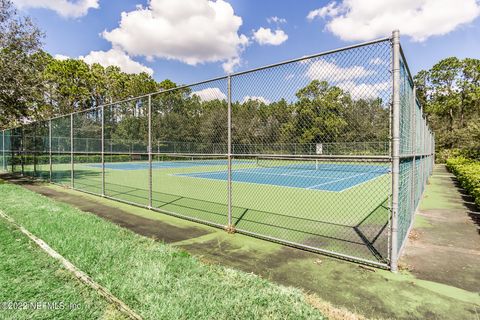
437 148 480 163
446 156 480 208
6 154 134 166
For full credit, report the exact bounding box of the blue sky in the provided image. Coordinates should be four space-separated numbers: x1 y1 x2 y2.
13 0 480 86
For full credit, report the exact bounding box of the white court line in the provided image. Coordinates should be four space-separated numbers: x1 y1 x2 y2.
173 167 388 193
305 170 385 189
170 172 342 193
338 172 389 193
184 169 338 181
221 166 344 180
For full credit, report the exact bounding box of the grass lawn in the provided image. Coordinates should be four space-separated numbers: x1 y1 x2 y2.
0 180 325 319
0 213 124 320
28 156 391 264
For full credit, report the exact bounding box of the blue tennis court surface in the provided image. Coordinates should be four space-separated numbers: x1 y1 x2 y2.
176 164 390 192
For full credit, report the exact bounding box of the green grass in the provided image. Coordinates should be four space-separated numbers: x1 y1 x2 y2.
0 181 324 319
30 158 391 264
0 216 124 320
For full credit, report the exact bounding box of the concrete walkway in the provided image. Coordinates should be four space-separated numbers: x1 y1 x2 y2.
1 166 479 319
401 164 480 292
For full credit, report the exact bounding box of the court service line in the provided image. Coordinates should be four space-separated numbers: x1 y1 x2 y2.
170 173 342 193
338 172 390 193
184 169 340 181
305 171 384 190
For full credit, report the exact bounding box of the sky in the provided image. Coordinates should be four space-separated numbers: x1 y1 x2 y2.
11 0 480 87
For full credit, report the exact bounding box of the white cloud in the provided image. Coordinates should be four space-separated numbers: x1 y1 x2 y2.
252 27 288 46
305 59 388 99
102 0 248 73
337 81 390 100
307 0 480 42
222 57 240 74
54 54 70 61
369 57 386 65
191 87 226 102
307 2 339 21
267 16 287 24
80 49 153 75
306 59 374 82
13 0 99 18
242 96 270 104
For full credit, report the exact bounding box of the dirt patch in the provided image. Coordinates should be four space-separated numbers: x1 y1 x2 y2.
0 174 210 243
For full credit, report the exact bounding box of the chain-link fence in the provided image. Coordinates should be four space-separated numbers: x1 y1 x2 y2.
0 31 434 270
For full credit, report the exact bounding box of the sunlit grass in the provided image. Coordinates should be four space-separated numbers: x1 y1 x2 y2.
0 216 123 320
0 182 324 319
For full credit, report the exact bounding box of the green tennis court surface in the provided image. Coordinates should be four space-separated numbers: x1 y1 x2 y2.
35 157 391 264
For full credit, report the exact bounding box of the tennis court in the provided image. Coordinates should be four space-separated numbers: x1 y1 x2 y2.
1 34 435 269
88 159 389 192
176 161 390 192
59 156 391 264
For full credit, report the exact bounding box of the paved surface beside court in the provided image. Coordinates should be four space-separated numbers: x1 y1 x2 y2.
400 164 480 292
1 165 478 320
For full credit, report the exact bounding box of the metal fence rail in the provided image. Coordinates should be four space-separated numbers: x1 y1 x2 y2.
0 30 434 270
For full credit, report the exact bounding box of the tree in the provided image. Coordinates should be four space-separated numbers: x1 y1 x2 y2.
0 0 44 128
415 57 480 154
280 80 350 144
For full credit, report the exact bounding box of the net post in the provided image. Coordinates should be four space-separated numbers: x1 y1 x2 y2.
49 120 52 182
101 105 105 197
148 95 153 209
71 114 74 188
227 74 233 231
390 30 401 272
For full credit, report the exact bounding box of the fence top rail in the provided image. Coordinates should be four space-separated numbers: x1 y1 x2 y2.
230 36 392 77
2 35 393 131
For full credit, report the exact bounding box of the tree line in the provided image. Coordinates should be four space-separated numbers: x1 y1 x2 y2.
1 0 478 158
414 57 480 159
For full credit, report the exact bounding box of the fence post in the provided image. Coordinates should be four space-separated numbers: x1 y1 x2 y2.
101 106 105 196
148 95 153 209
423 116 427 185
33 124 36 177
10 131 13 173
410 86 416 213
390 30 401 272
71 114 74 188
1 130 3 171
432 132 435 170
420 114 425 188
49 120 52 182
227 74 233 229
21 128 24 176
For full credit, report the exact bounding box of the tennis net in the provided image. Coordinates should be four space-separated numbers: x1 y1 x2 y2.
255 156 390 174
